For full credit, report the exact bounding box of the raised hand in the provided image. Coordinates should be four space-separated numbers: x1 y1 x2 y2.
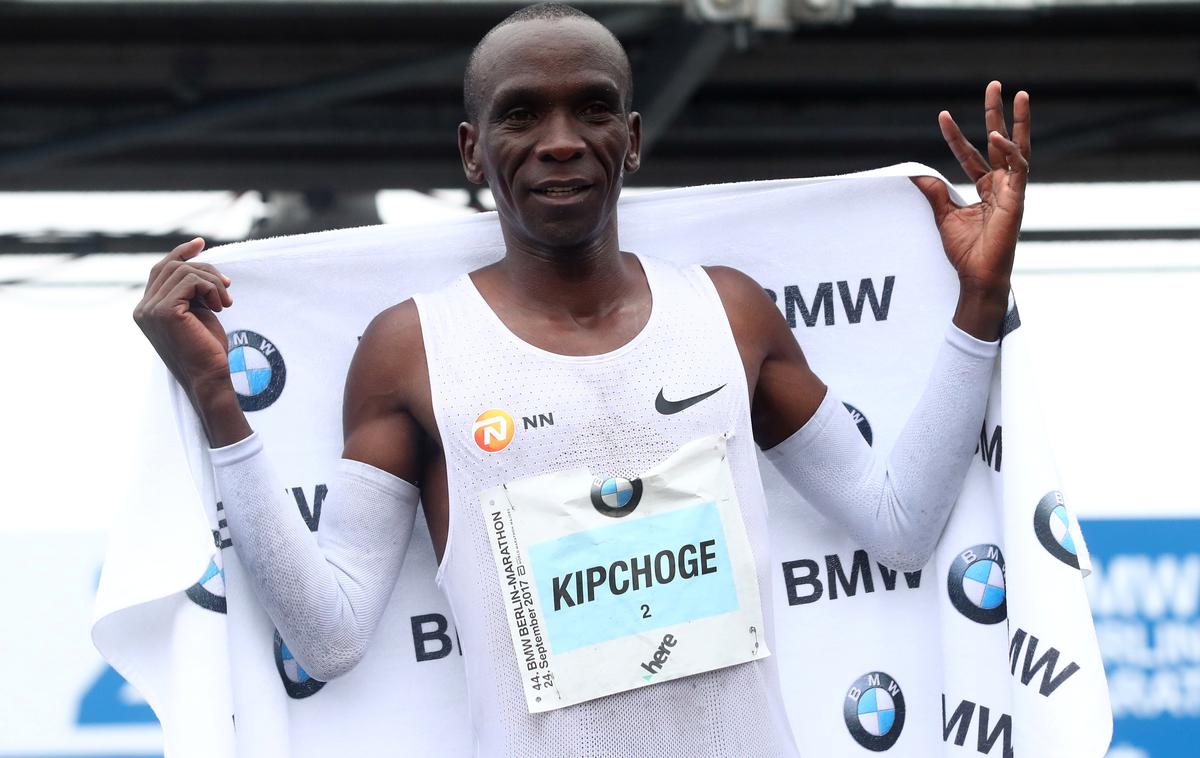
913 81 1030 339
133 238 250 445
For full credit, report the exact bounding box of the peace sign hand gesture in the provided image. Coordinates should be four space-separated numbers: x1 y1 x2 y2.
912 81 1031 341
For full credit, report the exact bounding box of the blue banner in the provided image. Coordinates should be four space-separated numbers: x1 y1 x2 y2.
1082 518 1200 757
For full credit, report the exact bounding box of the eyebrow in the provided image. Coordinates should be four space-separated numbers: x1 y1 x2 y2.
487 80 623 117
488 85 542 116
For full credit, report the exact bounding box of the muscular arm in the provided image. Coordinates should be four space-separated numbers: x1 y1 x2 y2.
209 303 428 680
341 300 428 482
707 266 998 571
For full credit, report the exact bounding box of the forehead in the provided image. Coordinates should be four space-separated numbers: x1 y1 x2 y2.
475 19 628 106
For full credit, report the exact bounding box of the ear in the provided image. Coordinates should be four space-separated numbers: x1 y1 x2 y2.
624 111 642 174
458 122 485 185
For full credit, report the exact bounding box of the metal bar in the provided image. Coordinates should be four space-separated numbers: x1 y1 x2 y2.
1034 101 1200 160
0 51 470 176
0 8 660 180
0 234 240 255
1020 228 1200 242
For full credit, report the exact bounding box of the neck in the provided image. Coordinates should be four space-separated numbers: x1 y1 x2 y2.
494 218 636 318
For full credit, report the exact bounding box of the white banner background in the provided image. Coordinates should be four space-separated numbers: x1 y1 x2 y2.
89 166 1112 757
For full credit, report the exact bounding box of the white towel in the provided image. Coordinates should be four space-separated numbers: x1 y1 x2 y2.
93 164 1112 757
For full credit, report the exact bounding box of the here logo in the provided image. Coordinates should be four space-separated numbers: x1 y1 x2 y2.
640 633 678 681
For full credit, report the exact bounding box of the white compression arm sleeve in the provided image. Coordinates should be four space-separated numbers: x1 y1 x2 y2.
210 433 419 681
764 323 998 571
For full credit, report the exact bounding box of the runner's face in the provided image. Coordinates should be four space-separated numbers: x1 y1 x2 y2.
460 20 640 252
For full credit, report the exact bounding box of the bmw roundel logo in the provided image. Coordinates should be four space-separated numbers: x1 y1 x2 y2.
185 527 228 614
185 555 227 614
227 330 286 412
1033 490 1080 569
274 629 325 699
590 476 644 518
844 671 905 751
843 402 873 446
947 543 1006 624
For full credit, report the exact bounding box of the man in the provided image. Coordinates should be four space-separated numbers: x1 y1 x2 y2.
134 4 1030 755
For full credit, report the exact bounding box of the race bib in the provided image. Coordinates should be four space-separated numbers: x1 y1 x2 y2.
480 433 768 713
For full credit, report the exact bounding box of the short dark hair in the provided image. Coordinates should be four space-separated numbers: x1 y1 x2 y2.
463 3 633 122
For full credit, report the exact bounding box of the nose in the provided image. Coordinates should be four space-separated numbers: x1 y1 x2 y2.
534 110 585 163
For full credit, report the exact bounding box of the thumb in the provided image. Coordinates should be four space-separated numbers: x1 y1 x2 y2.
177 236 207 261
909 176 954 226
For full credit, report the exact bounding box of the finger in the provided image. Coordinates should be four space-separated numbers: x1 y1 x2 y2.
145 237 206 297
185 278 224 315
144 264 228 314
154 262 231 310
146 264 230 314
198 276 226 313
1011 90 1031 162
171 273 226 315
989 132 1029 204
145 237 204 292
186 261 233 305
191 299 226 338
984 81 1009 169
186 268 231 312
144 259 186 304
990 132 1029 173
938 111 990 183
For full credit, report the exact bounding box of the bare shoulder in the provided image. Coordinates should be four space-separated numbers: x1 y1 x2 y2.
341 298 432 480
360 298 424 356
347 298 428 411
702 266 824 447
701 265 787 339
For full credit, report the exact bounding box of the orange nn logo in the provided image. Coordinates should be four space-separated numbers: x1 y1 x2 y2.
473 409 515 453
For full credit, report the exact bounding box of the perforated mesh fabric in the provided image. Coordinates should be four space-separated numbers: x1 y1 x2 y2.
764 325 998 573
415 257 799 757
212 439 420 681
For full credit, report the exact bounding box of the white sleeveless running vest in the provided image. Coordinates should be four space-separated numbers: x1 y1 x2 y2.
414 256 799 757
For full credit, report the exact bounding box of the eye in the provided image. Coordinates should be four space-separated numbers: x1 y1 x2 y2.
581 102 614 119
502 108 536 125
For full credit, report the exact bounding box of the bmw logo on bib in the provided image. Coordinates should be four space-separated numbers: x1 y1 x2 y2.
947 543 1006 624
227 330 286 412
1034 490 1080 569
274 629 325 699
844 671 905 751
590 476 644 518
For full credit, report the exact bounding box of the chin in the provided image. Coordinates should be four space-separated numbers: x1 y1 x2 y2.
522 211 610 252
532 228 602 253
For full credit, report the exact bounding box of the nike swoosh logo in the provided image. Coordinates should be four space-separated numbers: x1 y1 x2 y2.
655 384 726 415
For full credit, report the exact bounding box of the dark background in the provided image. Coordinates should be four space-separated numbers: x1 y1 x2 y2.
3 1 1198 195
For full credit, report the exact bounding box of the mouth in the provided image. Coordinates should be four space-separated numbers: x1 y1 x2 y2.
531 182 593 199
